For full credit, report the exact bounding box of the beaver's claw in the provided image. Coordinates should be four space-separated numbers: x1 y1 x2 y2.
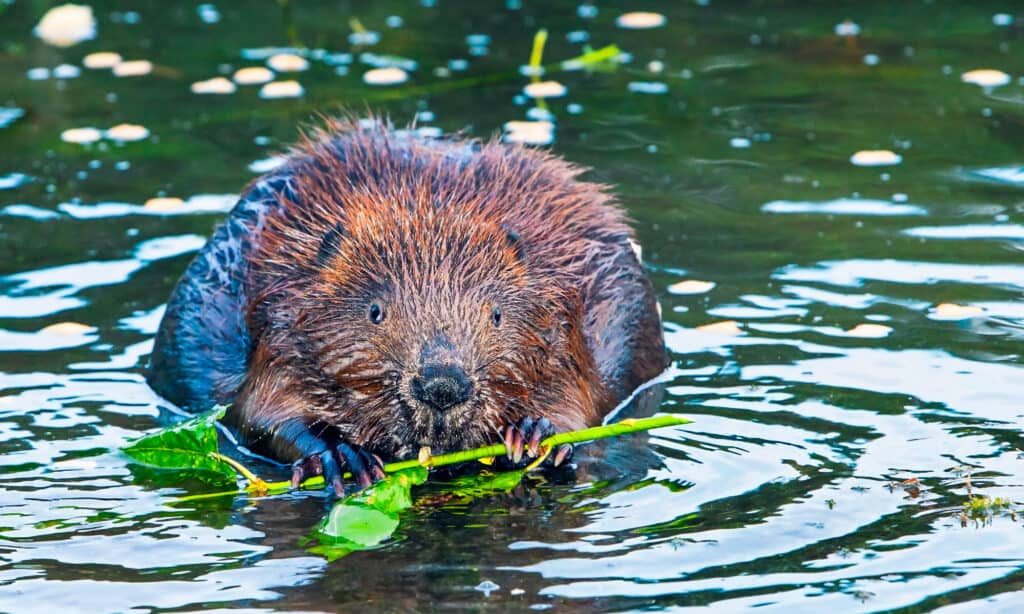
501 417 574 468
291 442 386 496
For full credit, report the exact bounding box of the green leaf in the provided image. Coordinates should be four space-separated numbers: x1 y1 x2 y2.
122 406 237 486
310 467 428 559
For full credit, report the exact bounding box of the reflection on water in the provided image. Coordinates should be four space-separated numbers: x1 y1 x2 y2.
1 1 1023 612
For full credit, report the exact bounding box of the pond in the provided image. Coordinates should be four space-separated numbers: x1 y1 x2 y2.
2 1 1023 611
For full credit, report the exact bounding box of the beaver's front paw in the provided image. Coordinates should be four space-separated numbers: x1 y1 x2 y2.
291 442 386 496
501 417 574 468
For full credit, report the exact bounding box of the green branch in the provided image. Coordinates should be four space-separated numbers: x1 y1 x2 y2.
178 414 690 501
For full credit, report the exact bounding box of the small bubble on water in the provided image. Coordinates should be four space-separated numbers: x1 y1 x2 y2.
993 13 1013 26
115 161 131 171
46 183 56 193
385 15 403 28
566 103 583 114
577 4 598 18
197 4 220 24
647 60 665 73
880 172 891 182
730 137 751 149
995 213 1009 222
566 30 589 43
448 58 469 71
76 170 87 180
647 144 658 153
681 68 693 79
88 159 101 169
506 0 522 9
126 227 140 237
475 580 500 596
892 193 908 202
106 92 118 103
750 33 762 45
982 107 993 117
834 20 860 36
512 94 527 105
863 53 880 66
526 106 555 121
416 110 435 122
941 64 953 75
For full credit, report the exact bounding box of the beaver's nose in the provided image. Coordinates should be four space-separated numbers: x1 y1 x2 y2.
411 364 473 412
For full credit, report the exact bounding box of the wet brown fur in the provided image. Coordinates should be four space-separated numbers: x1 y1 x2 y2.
160 117 667 464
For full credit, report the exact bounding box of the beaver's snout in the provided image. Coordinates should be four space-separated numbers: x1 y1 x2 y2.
410 363 473 411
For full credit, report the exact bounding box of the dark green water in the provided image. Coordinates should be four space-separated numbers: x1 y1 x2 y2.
2 1 1024 611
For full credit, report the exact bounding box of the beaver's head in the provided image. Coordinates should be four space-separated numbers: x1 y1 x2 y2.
294 207 571 456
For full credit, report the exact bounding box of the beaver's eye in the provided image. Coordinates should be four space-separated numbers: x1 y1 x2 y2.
491 306 502 328
369 302 384 324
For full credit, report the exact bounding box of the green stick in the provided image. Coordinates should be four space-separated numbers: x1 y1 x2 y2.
178 414 690 500
261 414 690 492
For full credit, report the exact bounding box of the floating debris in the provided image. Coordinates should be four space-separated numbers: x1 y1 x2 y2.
113 60 153 77
234 66 274 85
259 80 304 99
83 51 122 69
930 303 983 321
61 127 103 144
696 320 743 335
190 76 236 94
668 280 716 295
616 11 667 29
267 53 309 72
850 150 902 167
34 4 96 47
845 323 892 338
143 197 184 212
106 124 150 142
363 67 409 85
503 120 554 145
41 321 96 335
960 69 1011 88
523 80 567 98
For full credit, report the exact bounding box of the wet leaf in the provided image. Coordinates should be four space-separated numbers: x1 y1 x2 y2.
122 406 236 486
311 467 428 558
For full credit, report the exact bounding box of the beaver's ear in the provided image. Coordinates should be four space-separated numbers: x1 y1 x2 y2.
502 225 527 262
315 223 345 267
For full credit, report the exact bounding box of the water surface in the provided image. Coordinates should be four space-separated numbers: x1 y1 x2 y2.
2 1 1023 611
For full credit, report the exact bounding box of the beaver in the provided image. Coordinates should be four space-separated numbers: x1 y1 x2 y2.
146 117 668 494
